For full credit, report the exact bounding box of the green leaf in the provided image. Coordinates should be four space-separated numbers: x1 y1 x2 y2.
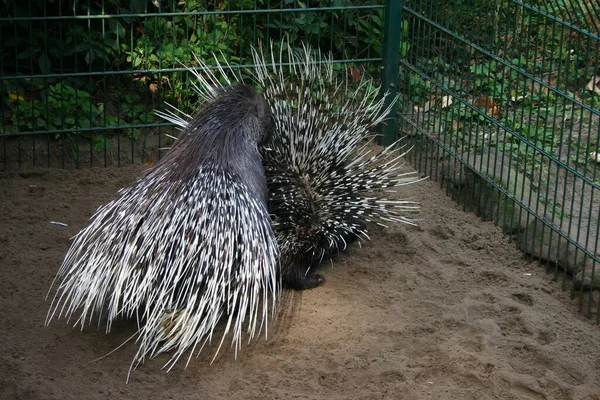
38 53 51 74
402 19 409 37
75 42 90 53
107 19 126 38
16 47 34 60
84 50 95 65
80 119 92 129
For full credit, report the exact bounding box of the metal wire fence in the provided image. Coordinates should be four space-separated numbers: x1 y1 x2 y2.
1 0 384 169
395 0 600 321
1 0 599 321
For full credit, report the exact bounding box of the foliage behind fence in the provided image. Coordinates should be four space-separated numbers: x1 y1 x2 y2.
0 0 384 169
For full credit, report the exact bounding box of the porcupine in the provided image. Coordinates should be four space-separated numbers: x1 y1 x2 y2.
159 42 423 291
46 84 279 372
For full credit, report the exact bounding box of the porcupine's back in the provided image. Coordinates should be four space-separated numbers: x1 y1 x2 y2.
47 84 279 371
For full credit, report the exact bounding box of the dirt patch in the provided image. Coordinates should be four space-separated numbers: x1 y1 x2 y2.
1 165 599 399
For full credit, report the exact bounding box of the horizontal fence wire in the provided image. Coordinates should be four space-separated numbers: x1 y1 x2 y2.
1 0 384 170
397 0 600 322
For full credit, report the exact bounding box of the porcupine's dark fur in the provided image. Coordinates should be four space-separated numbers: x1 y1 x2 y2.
162 43 423 291
46 85 279 372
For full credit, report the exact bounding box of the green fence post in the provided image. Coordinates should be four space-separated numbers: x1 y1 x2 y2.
379 0 402 146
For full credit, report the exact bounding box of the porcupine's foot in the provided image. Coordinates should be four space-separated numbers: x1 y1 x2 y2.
281 219 366 290
297 273 325 290
282 263 325 290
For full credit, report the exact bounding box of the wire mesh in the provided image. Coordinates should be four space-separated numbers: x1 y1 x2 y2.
0 0 384 169
397 0 600 322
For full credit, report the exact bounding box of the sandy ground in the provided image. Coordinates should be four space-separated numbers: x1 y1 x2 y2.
1 165 599 400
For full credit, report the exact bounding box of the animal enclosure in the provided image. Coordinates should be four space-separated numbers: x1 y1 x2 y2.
1 1 599 398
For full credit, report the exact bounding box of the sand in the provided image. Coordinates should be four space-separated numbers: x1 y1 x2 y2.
1 165 599 400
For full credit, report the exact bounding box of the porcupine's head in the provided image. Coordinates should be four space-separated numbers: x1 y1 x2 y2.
164 84 274 202
166 85 272 166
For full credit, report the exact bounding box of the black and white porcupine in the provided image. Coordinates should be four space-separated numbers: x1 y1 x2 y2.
161 43 423 291
46 85 279 372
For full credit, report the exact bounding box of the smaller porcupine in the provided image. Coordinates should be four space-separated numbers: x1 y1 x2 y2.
161 42 423 291
46 84 279 372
